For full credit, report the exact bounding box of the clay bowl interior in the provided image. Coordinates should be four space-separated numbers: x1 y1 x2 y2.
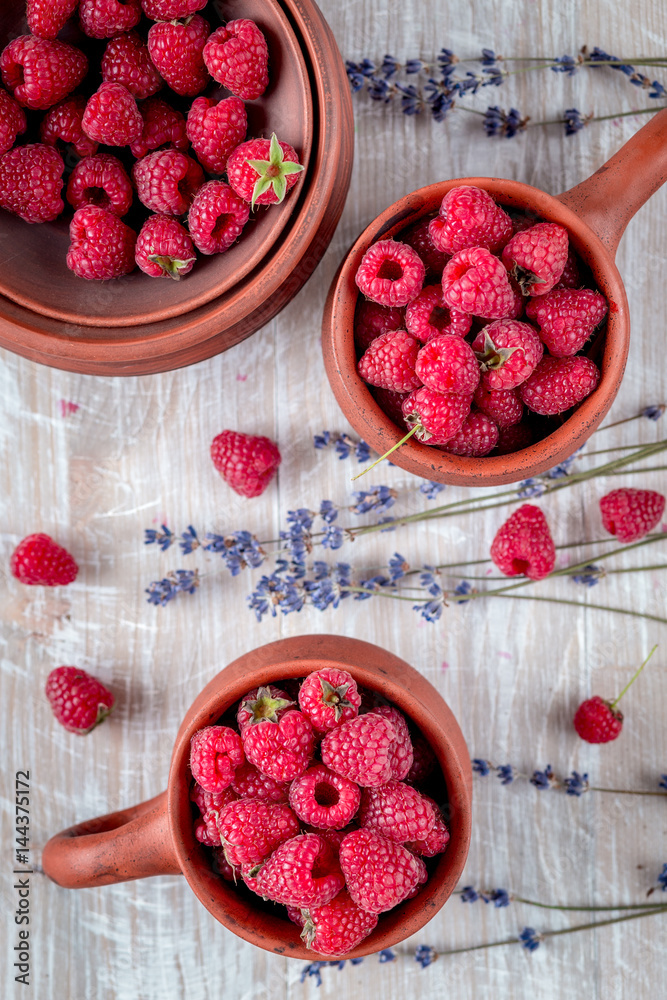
167 637 472 959
322 178 629 487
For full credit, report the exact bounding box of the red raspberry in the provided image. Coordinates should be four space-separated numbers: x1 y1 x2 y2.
133 149 204 215
415 333 480 395
301 825 354 853
82 83 142 146
401 215 449 275
210 429 281 498
320 712 396 787
242 710 315 782
66 154 133 217
405 284 472 343
355 239 425 308
472 319 543 391
11 533 78 586
230 762 289 803
405 734 436 784
373 705 413 781
191 784 237 846
227 133 303 209
66 205 137 280
217 799 299 867
193 815 221 847
442 247 522 319
79 0 141 39
501 222 569 296
599 487 665 543
473 383 523 429
439 410 499 457
27 0 78 39
525 288 608 357
211 848 240 882
495 421 533 454
298 668 361 732
339 828 427 914
289 764 361 829
40 96 98 158
130 97 188 159
359 781 435 843
0 87 26 154
401 386 472 444
573 696 623 744
189 725 244 793
429 185 513 255
405 796 450 857
203 20 269 101
236 685 293 732
142 0 207 17
371 386 409 427
1 36 88 111
0 144 64 223
555 248 581 289
293 890 378 957
519 355 600 415
357 329 422 393
101 32 163 100
254 833 345 909
490 503 556 580
187 180 250 254
147 15 211 97
354 300 405 354
186 96 246 174
45 666 114 735
136 213 196 279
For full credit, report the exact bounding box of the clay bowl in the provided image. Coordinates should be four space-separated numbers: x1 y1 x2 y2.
42 634 472 960
322 109 667 487
0 0 353 375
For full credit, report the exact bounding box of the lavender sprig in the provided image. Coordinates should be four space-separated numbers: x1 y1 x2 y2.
473 759 667 797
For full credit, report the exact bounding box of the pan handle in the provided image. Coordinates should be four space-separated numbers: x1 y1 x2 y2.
557 108 667 257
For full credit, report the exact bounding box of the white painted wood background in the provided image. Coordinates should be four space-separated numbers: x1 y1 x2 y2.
2 0 667 997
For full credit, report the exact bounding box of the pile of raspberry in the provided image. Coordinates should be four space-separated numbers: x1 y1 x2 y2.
0 0 303 280
354 184 609 456
188 667 450 957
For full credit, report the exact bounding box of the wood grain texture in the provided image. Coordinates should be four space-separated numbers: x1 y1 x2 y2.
1 0 667 997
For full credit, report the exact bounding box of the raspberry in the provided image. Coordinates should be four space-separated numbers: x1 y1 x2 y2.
295 890 378 957
473 383 523 428
236 685 293 731
79 0 141 38
289 764 361 829
439 410 499 457
501 222 569 296
401 386 472 444
129 97 188 159
189 725 244 793
573 696 623 744
66 154 133 217
405 734 436 784
101 32 164 100
187 180 250 254
11 533 78 586
490 503 556 580
142 0 207 17
355 240 425 308
147 15 211 97
82 83 142 146
442 247 522 319
1 36 88 111
298 668 361 732
357 329 422 393
495 421 533 454
0 87 26 154
203 20 269 101
354 300 405 354
132 149 204 215
555 248 581 289
242 710 315 782
254 833 345 909
320 712 396 787
135 213 196 279
217 799 300 867
339 828 427 914
45 666 114 734
227 133 303 208
191 784 237 846
211 848 239 882
415 334 480 395
519 356 600 415
40 96 98 158
27 0 78 39
405 284 472 343
371 386 409 427
0 144 64 223
472 319 544 391
401 215 449 275
405 797 450 857
525 288 608 357
186 96 246 174
210 429 281 498
230 762 289 803
194 815 221 847
359 781 435 843
66 205 137 280
373 705 413 781
599 487 665 543
429 185 513 255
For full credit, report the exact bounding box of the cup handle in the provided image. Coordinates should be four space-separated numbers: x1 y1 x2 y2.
557 107 667 257
41 790 181 888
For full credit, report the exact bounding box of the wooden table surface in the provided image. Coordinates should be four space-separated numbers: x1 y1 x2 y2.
2 1 667 997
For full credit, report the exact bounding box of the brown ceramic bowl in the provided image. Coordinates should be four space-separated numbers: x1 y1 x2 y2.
322 109 667 486
42 634 472 960
0 0 353 375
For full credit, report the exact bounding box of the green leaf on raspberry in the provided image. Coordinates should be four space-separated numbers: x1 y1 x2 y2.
300 911 316 949
243 686 294 724
510 263 546 295
474 330 518 371
148 253 197 281
245 132 304 209
319 678 356 721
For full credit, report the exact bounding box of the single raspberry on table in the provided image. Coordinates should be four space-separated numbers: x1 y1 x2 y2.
525 288 608 357
254 833 345 908
242 709 315 782
217 799 300 867
293 890 379 957
405 284 472 343
45 666 114 734
519 355 600 415
227 133 304 208
429 185 513 255
401 386 472 444
289 764 361 829
142 0 207 17
501 222 569 296
372 705 413 781
472 319 544 391
1 36 88 111
210 429 281 498
599 487 665 543
357 329 422 393
405 796 450 857
133 149 204 215
130 97 188 159
82 82 143 146
147 15 211 97
415 333 480 396
495 420 533 454
135 214 196 279
187 180 250 254
359 780 435 843
320 712 396 787
66 154 133 217
0 87 26 155
339 827 427 914
573 696 623 744
203 19 269 101
27 0 78 39
66 205 137 280
189 725 244 793
439 410 499 457
355 240 425 308
11 533 78 586
236 685 293 731
490 503 556 580
401 215 449 275
298 667 361 732
40 96 98 158
0 144 64 223
230 762 289 803
473 383 523 428
354 300 405 354
441 247 522 319
101 32 164 100
186 96 247 174
371 386 409 427
80 0 142 38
